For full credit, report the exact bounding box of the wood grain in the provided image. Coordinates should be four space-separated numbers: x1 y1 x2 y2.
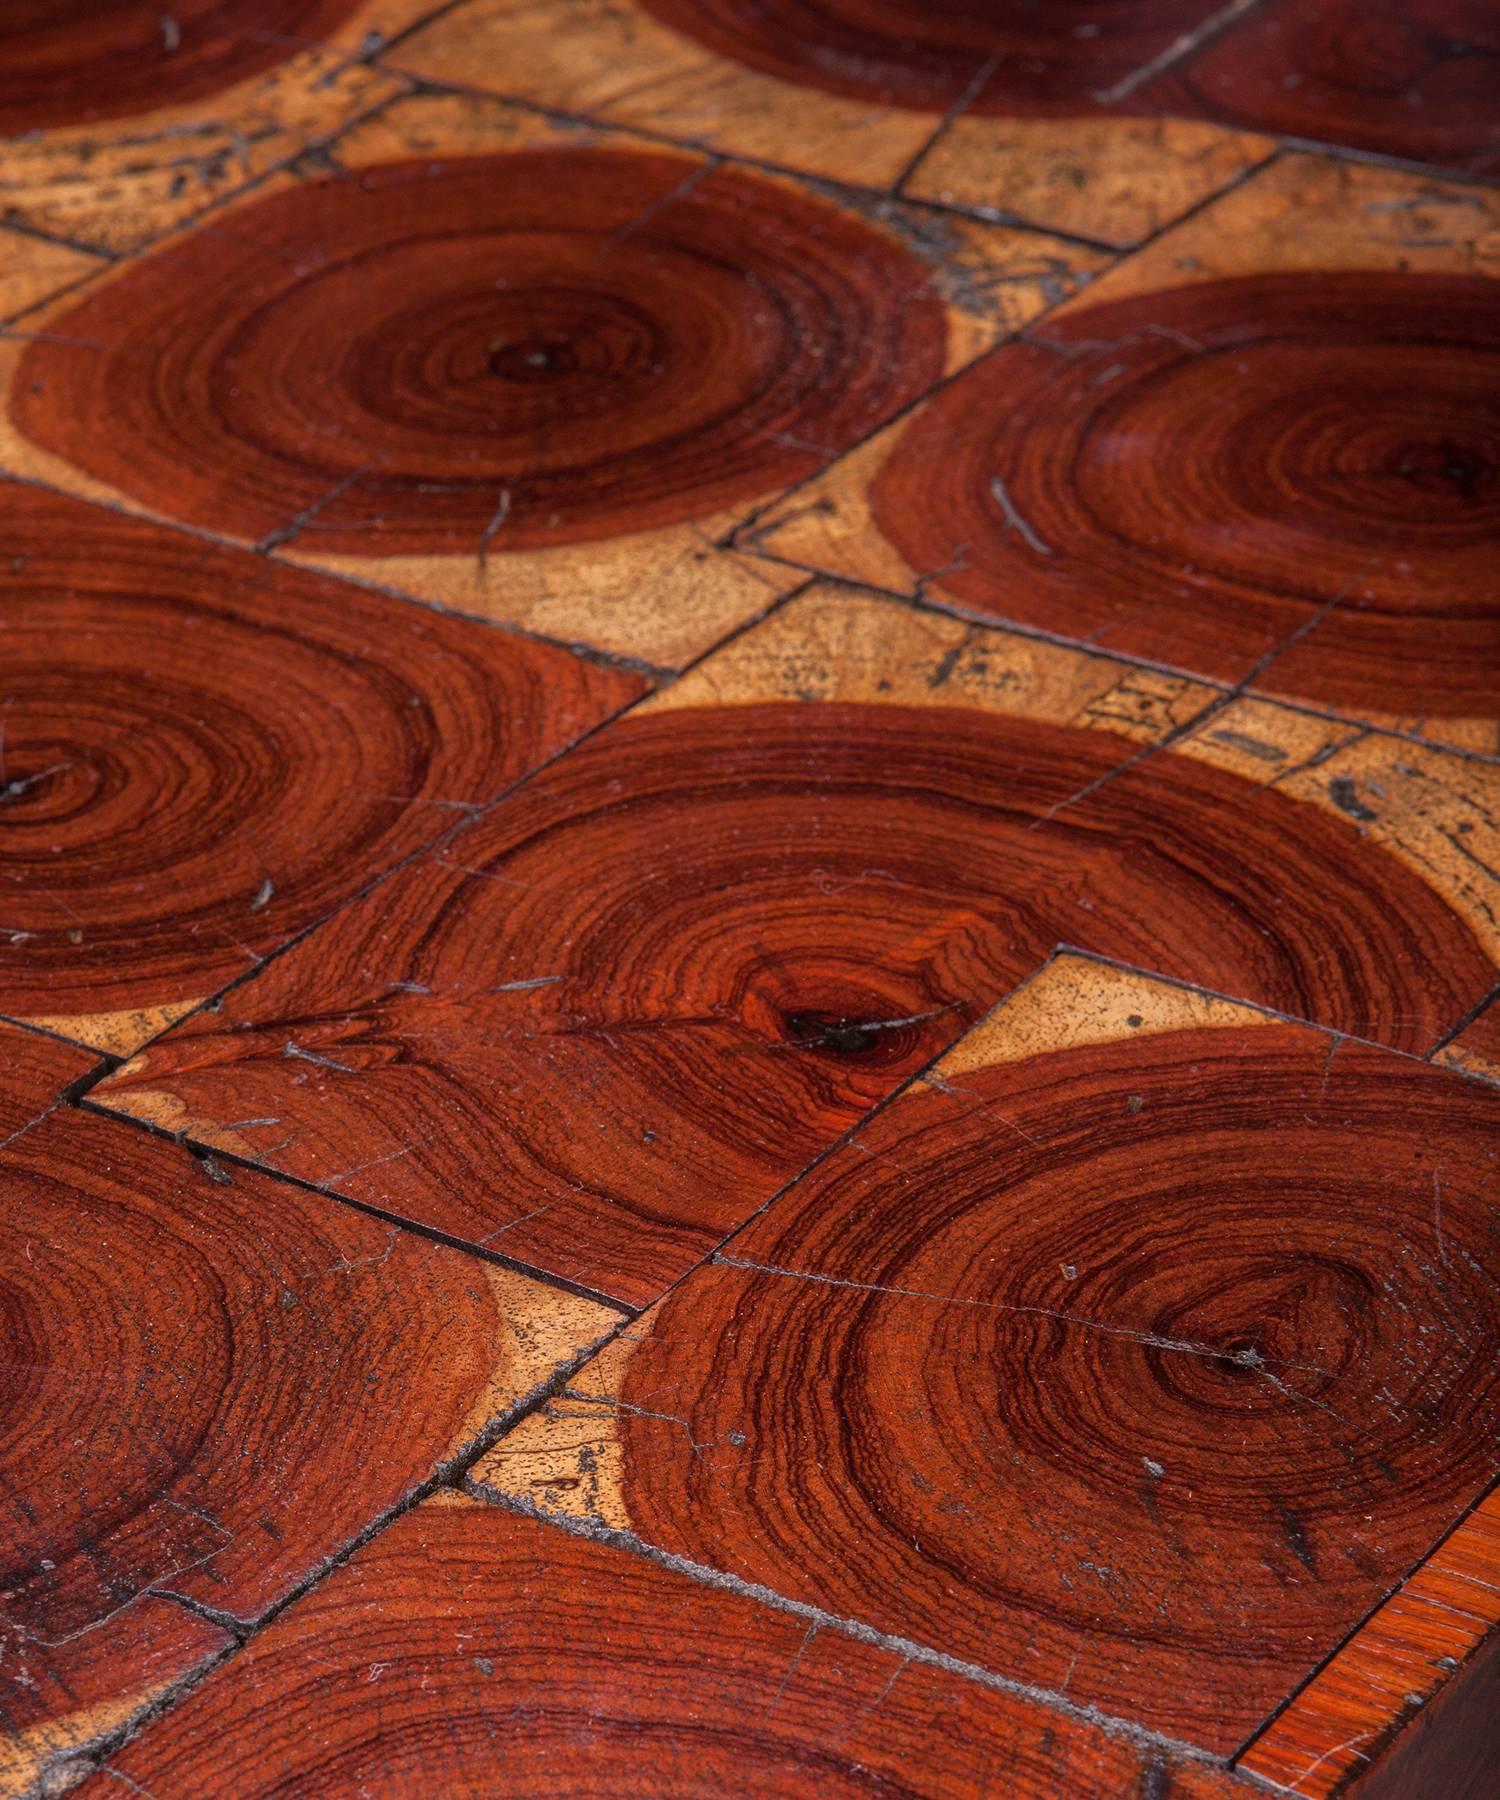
0 1107 616 1796
904 114 1274 249
0 44 396 253
0 93 1104 665
1437 994 1500 1087
0 226 102 322
871 272 1497 706
633 0 1223 116
89 591 1496 1307
393 0 1270 245
71 1493 1246 1798
1239 1486 1500 1795
0 2 364 132
0 1022 95 1141
475 961 1500 1752
0 483 641 1054
756 157 1500 753
1347 1624 1500 1800
1142 0 1500 176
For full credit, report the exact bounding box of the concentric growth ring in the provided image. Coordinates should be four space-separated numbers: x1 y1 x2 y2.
868 270 1500 710
637 0 1220 112
615 1027 1500 1741
0 1 363 133
13 149 949 552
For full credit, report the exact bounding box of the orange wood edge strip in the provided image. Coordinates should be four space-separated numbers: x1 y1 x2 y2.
1237 1484 1500 1795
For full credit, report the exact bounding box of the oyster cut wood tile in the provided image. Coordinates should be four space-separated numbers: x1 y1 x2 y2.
89 587 1499 1309
1139 0 1500 176
392 0 1274 247
752 153 1500 756
5 10 1500 1787
0 92 1106 667
0 4 401 251
0 481 642 1054
473 956 1500 1754
0 1105 618 1798
67 1495 1248 1799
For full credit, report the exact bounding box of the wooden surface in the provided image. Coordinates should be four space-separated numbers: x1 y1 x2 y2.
1240 1485 1500 1794
0 1100 617 1793
2 5 1498 1795
63 1495 1248 1799
755 153 1500 753
473 960 1500 1751
0 482 640 1053
90 588 1500 1311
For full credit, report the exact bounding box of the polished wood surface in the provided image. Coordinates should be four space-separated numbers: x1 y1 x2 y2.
2 3 1497 1794
473 961 1500 1750
89 590 1498 1308
64 1497 1250 1799
0 484 641 1051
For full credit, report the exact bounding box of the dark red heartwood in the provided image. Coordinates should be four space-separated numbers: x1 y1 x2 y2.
867 271 1500 711
93 700 1496 1306
638 0 1224 115
610 1026 1500 1747
0 484 640 1042
0 1 362 134
11 150 949 555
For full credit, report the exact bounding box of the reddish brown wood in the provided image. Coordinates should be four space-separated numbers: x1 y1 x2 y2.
1240 1486 1500 1794
0 1107 610 1790
0 483 640 1049
11 150 949 555
72 1495 1245 1798
92 699 1495 1306
0 1 363 133
1352 1627 1500 1800
0 1024 93 1139
1438 992 1500 1086
865 271 1500 710
637 0 1223 115
594 1026 1500 1750
1142 0 1500 175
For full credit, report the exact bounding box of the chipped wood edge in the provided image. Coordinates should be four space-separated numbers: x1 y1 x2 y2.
1237 1487 1500 1797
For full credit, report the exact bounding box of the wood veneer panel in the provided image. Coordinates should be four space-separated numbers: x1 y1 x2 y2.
755 154 1500 753
1239 1486 1500 1795
0 94 1104 667
0 483 641 1054
392 0 1271 246
73 1494 1243 1798
474 959 1500 1753
0 1109 616 1798
0 25 397 252
1142 0 1500 176
90 591 1498 1308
